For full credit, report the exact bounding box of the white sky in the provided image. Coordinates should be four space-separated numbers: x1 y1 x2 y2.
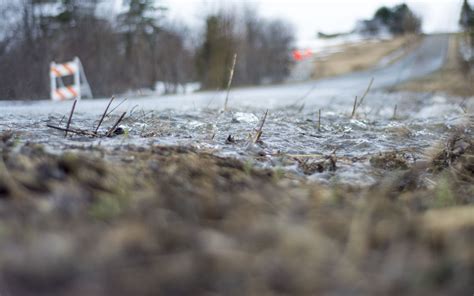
161 0 465 41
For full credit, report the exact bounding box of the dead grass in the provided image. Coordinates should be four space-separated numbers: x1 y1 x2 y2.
0 129 473 295
395 33 474 97
312 35 420 79
370 151 409 170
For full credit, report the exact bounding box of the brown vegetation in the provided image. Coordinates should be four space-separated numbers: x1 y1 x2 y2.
0 124 472 295
312 35 420 79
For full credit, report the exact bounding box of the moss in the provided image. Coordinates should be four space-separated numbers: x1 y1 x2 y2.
89 195 124 220
243 159 253 176
434 177 456 208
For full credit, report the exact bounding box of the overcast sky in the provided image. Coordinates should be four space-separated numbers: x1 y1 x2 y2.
160 0 464 41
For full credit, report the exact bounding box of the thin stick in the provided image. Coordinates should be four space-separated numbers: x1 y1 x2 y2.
106 112 127 137
65 99 77 137
254 109 268 143
392 104 398 120
257 110 268 134
351 96 358 118
95 96 115 134
47 124 96 137
58 115 66 125
106 98 127 118
224 53 237 111
459 98 468 114
129 104 140 117
317 109 322 132
357 77 374 108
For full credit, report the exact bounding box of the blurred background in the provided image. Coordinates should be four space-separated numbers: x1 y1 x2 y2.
0 0 472 100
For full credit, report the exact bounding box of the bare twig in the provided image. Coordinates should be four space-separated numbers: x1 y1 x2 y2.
357 77 374 108
317 109 322 132
106 112 127 137
224 53 237 111
129 104 140 117
459 98 468 114
58 115 66 125
351 96 358 118
65 99 77 137
106 98 127 118
254 109 268 143
46 99 128 138
47 124 96 137
95 96 115 134
392 104 398 120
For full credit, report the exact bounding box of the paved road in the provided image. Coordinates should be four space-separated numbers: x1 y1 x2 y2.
1 35 449 115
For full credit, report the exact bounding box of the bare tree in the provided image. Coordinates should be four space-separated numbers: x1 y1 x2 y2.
196 12 237 89
155 24 195 93
0 1 294 100
195 6 294 90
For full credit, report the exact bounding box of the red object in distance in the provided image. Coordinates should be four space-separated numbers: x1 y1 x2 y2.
293 50 303 61
293 49 313 61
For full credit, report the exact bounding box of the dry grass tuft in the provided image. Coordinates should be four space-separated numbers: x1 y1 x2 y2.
370 151 410 170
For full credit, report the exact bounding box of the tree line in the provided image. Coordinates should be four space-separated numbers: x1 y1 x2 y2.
0 0 295 100
460 0 474 52
459 0 474 79
357 3 422 36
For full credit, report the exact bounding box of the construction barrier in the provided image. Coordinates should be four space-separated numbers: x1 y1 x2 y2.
50 57 92 101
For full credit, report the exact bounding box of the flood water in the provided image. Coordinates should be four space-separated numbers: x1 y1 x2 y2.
1 89 471 186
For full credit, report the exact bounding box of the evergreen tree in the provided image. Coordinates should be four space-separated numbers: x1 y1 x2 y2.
374 6 391 25
118 0 164 35
118 0 166 87
372 3 421 35
460 0 474 30
30 0 99 37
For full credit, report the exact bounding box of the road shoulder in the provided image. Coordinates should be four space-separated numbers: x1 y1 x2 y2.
311 35 421 80
394 33 474 97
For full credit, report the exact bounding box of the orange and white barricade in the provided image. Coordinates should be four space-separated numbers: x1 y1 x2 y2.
50 57 92 101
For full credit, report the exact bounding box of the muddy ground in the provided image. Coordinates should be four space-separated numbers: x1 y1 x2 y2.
0 114 473 295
